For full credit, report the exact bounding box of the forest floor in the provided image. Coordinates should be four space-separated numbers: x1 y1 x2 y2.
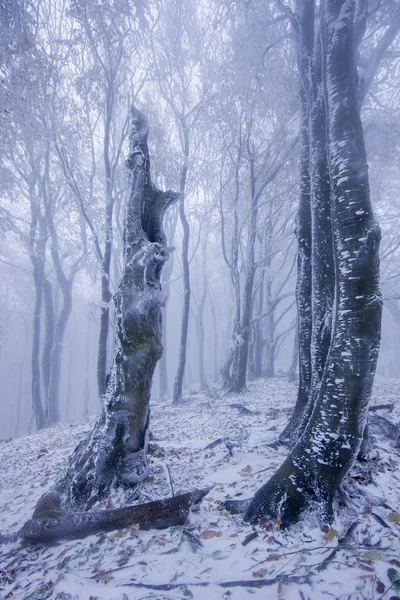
2 376 400 600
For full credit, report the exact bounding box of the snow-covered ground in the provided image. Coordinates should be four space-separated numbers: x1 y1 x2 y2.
2 376 400 600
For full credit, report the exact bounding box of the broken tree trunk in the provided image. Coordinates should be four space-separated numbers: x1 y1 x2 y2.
54 107 179 508
21 488 209 544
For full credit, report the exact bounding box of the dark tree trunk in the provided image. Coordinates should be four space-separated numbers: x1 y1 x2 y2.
173 131 190 403
46 278 74 425
281 6 334 444
28 201 46 431
279 0 313 444
264 286 275 378
41 278 54 407
245 0 382 528
55 108 179 508
97 88 115 399
198 230 209 390
41 152 79 427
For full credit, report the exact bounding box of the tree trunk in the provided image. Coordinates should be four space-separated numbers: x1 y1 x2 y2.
245 0 382 528
97 87 115 399
55 108 179 508
41 278 54 408
46 279 73 425
198 230 209 390
83 317 92 417
159 208 178 400
279 0 313 444
29 203 46 431
230 155 257 392
173 131 190 403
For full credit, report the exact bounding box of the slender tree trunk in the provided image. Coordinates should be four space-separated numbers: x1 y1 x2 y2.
97 88 115 398
245 0 382 528
279 1 313 443
14 342 26 437
56 108 179 507
41 278 54 408
159 208 178 400
173 130 190 403
198 231 209 390
28 199 46 431
46 279 73 425
231 155 258 392
65 337 74 422
83 318 92 417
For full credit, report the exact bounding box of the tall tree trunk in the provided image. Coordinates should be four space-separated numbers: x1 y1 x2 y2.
97 88 115 398
83 317 92 417
173 130 190 403
159 208 178 400
231 155 257 392
245 0 382 528
56 108 179 507
279 1 313 443
46 279 74 425
264 281 275 378
41 278 54 408
198 230 209 390
28 199 46 431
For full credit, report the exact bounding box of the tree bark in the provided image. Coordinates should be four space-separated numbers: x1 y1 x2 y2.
97 86 116 399
279 0 313 444
55 108 179 508
28 195 46 431
41 278 54 406
245 0 382 528
173 130 190 403
22 488 209 543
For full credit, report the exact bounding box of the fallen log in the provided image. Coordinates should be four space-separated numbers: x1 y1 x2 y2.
20 488 210 544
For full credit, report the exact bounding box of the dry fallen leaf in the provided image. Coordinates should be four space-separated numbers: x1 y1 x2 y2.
389 511 400 522
199 530 222 539
323 527 337 541
252 568 268 578
113 530 125 538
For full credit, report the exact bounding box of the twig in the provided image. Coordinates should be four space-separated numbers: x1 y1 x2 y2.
242 531 258 546
316 521 359 572
163 463 174 497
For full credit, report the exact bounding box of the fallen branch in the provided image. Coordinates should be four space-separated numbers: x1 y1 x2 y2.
229 403 261 416
122 573 309 591
20 488 210 544
369 403 394 413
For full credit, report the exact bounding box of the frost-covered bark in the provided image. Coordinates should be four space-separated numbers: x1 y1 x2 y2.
279 1 313 443
246 0 382 528
230 154 257 392
56 108 178 507
280 1 334 444
173 129 191 403
28 199 47 431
